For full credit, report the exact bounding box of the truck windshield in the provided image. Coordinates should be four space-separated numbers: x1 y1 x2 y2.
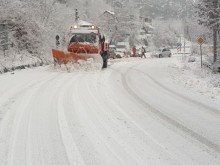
70 32 97 43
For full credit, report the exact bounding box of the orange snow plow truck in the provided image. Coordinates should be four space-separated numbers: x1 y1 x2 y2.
52 20 109 69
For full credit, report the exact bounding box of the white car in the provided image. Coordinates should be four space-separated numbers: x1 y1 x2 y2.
115 50 125 58
151 48 172 58
115 46 131 58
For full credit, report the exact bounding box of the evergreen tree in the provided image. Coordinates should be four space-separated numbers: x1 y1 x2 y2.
195 0 220 63
195 0 220 29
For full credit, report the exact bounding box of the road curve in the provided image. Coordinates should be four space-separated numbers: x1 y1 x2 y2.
0 58 220 165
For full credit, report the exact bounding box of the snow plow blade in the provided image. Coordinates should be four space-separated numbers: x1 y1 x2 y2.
52 49 86 64
52 49 103 67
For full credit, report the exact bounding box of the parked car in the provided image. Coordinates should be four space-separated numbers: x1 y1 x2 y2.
115 45 128 58
115 42 131 58
151 48 172 58
115 50 125 58
108 49 117 59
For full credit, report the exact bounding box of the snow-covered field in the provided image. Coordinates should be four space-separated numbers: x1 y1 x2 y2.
169 57 220 100
0 56 220 165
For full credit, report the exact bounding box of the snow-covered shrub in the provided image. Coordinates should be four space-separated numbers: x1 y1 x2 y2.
8 16 41 55
188 56 196 63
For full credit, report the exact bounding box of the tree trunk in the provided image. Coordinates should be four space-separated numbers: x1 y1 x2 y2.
213 29 217 63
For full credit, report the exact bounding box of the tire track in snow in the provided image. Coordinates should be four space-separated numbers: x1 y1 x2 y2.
0 72 58 124
56 74 86 165
27 73 71 165
62 74 126 165
72 71 181 164
82 74 142 165
0 73 64 165
0 71 58 102
115 65 220 154
98 70 184 164
132 66 220 116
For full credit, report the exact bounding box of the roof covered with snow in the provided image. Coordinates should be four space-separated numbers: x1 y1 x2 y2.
77 20 93 26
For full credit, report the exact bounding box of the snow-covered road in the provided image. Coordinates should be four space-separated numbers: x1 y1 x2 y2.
0 57 220 165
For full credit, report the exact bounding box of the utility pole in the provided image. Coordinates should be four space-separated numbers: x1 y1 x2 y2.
200 43 203 68
213 29 217 62
213 0 218 63
183 18 186 62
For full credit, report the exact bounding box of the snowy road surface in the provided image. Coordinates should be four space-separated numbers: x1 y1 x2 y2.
0 57 220 165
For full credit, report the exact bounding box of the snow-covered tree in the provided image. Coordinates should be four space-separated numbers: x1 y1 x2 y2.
195 0 220 29
138 0 194 20
99 0 141 44
152 19 179 48
195 0 220 64
0 0 111 70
